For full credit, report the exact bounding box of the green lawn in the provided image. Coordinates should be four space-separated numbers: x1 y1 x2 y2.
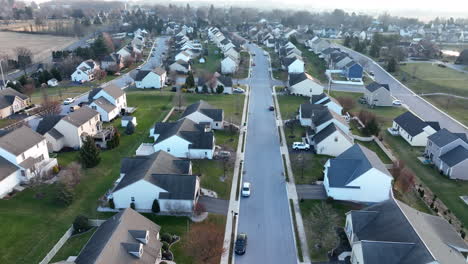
0 118 15 129
31 85 91 104
233 51 250 79
185 93 245 125
50 228 97 262
276 93 309 120
297 43 327 82
383 132 468 227
300 200 360 261
192 43 222 75
192 159 233 199
263 47 288 81
355 140 392 164
292 153 329 184
424 95 468 128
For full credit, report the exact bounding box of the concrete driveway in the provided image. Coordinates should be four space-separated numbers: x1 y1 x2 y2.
296 185 327 200
337 45 467 133
198 196 229 215
235 44 297 264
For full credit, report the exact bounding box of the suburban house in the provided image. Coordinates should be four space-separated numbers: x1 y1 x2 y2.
455 49 468 65
135 68 167 89
221 55 238 74
391 111 440 147
197 73 234 94
71 60 99 83
311 93 343 115
364 82 392 107
334 56 353 69
88 84 127 122
101 53 123 72
323 144 393 203
146 118 215 159
169 60 191 74
282 57 305 73
0 126 58 198
117 45 137 60
175 51 191 63
309 37 331 54
179 100 224 130
299 103 349 133
425 128 468 180
110 151 200 213
343 61 363 81
288 73 324 96
47 78 59 87
345 198 468 264
0 88 31 119
72 208 164 264
37 106 103 151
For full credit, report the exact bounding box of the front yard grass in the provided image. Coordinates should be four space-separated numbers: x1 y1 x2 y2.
233 51 250 79
424 95 468 127
30 85 91 104
192 159 233 199
291 153 329 185
192 43 222 75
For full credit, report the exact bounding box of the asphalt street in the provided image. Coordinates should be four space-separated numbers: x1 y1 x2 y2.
338 45 467 133
235 44 297 263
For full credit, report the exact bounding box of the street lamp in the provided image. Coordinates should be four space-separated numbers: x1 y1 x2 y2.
0 59 6 89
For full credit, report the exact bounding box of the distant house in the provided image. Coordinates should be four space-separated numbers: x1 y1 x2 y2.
101 53 122 72
175 51 191 63
345 198 468 264
0 126 57 198
71 60 99 83
313 123 354 157
364 82 392 107
216 75 233 94
324 144 393 203
110 151 200 213
392 111 440 147
455 49 468 65
221 56 238 74
148 118 215 159
282 57 305 73
47 78 59 87
135 68 167 89
88 84 127 122
309 37 330 54
343 61 363 81
169 60 191 74
0 88 31 119
288 73 324 96
117 45 136 59
180 100 224 130
425 128 468 180
73 208 164 264
224 47 240 62
311 93 343 115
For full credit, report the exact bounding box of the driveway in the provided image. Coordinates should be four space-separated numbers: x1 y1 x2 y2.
198 196 229 215
296 185 327 200
337 45 467 133
235 43 297 264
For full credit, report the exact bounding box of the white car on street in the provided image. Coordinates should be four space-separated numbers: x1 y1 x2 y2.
233 87 245 94
292 142 310 151
63 98 75 105
242 182 251 197
392 100 402 106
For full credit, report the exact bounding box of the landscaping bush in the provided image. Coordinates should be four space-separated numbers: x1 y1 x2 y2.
79 135 101 168
151 199 160 213
161 232 173 244
109 198 115 209
162 241 169 251
52 165 60 174
73 215 89 233
130 202 135 209
53 182 74 206
125 121 135 135
162 251 173 260
216 85 224 94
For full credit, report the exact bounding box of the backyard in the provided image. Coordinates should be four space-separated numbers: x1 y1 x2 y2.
263 46 288 81
192 43 223 75
0 89 238 264
297 43 328 82
30 85 92 104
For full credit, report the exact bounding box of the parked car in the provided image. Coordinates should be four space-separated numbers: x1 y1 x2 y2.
241 182 251 197
369 71 375 76
136 66 142 70
233 88 245 94
78 102 85 107
216 151 231 159
69 105 80 112
235 233 248 255
358 97 367 104
392 99 402 106
63 98 75 105
268 105 275 111
292 142 310 151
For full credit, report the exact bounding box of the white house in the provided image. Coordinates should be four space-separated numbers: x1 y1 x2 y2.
179 100 224 130
392 111 440 147
169 60 191 74
134 68 167 89
324 144 393 203
148 118 215 159
311 93 343 115
282 57 304 73
221 56 238 74
88 84 127 122
224 47 240 62
110 151 200 213
47 78 59 87
175 51 191 63
71 60 98 83
0 88 31 119
0 126 57 197
117 45 135 59
288 73 324 97
121 116 137 128
313 123 354 157
364 82 392 107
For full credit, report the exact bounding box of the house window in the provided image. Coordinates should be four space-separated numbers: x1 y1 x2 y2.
167 148 170 152
21 170 25 176
92 106 97 110
131 197 135 202
334 137 338 142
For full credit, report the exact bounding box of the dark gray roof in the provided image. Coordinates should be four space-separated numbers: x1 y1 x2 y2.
75 208 162 264
62 106 99 127
300 103 333 127
180 100 223 122
289 72 308 86
48 128 64 140
36 115 64 135
156 174 198 200
0 126 45 156
153 119 214 150
282 57 297 67
217 76 233 87
439 146 468 167
428 128 468 147
115 150 191 192
134 70 151 82
345 60 358 68
313 123 351 144
327 144 391 188
0 156 19 182
394 111 439 137
92 97 116 113
0 88 29 109
366 82 390 92
311 93 328 104
360 240 416 264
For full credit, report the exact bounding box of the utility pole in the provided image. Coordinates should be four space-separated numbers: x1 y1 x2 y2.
0 59 5 90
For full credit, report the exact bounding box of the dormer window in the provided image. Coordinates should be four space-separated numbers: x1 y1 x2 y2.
121 242 143 258
129 230 149 244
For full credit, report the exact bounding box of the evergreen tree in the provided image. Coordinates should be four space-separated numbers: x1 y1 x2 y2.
216 85 224 94
387 57 397 73
79 136 101 168
343 36 351 47
125 121 135 135
152 199 160 213
185 71 195 88
91 35 109 59
51 68 62 81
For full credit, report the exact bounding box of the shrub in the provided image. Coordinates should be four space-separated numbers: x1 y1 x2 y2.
73 215 89 233
109 198 115 209
461 230 466 239
79 136 101 168
161 251 173 260
161 233 173 243
54 183 74 206
125 121 135 135
52 165 60 174
151 199 160 213
162 241 169 251
130 202 135 209
216 85 224 94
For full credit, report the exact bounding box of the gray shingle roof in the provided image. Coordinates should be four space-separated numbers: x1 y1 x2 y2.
310 93 328 104
180 100 223 122
0 88 29 109
300 103 334 127
48 128 64 140
394 111 439 137
289 72 308 87
326 144 391 188
0 156 19 182
217 76 232 87
153 118 214 150
92 97 116 113
439 146 468 167
62 106 99 127
36 115 64 135
155 174 198 200
313 123 351 144
0 126 45 156
366 82 390 92
360 241 416 264
75 208 162 264
428 128 467 147
134 70 151 82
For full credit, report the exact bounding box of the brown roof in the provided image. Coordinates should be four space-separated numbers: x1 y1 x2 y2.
62 106 99 127
152 67 166 76
0 126 45 156
101 83 125 99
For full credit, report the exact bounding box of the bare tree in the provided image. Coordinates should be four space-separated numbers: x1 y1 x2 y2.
396 168 416 193
59 162 83 188
183 222 226 264
15 47 33 75
309 202 339 249
336 96 355 113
